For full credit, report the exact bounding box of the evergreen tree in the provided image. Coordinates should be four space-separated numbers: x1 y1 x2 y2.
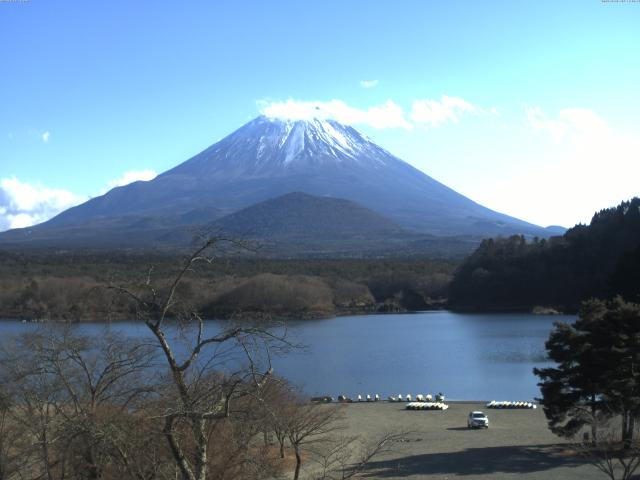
450 197 640 311
535 298 640 445
534 301 608 441
591 298 640 446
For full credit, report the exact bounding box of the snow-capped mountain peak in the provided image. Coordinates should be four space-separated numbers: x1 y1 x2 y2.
270 117 360 163
176 115 396 177
235 115 388 169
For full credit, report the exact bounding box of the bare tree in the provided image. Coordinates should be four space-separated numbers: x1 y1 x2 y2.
285 402 346 480
244 371 404 480
0 328 159 480
1 331 74 479
41 330 156 480
0 341 65 480
105 412 172 480
256 377 299 459
110 238 287 480
575 420 640 480
0 391 28 480
309 431 406 480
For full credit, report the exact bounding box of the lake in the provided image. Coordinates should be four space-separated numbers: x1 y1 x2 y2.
0 311 571 401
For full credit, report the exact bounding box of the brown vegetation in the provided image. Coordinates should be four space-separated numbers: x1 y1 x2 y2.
0 241 406 479
0 328 289 480
0 329 396 480
207 273 337 318
0 251 454 321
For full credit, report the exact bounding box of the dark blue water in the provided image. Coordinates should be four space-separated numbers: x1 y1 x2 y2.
0 311 571 401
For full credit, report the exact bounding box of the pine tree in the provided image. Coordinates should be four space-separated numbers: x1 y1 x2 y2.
535 297 640 445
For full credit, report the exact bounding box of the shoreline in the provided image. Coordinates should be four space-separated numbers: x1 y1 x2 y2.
0 307 576 324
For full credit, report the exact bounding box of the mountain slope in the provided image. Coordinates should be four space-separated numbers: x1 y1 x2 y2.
0 115 555 252
212 192 405 239
204 192 421 256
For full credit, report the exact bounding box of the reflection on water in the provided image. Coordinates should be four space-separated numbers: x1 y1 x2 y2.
0 311 572 400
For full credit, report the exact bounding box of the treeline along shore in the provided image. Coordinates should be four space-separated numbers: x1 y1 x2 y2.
0 253 453 321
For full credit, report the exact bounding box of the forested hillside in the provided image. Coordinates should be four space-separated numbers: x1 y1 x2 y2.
449 198 640 311
0 253 454 320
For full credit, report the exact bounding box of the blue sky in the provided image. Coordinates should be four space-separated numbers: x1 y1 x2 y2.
1 0 639 230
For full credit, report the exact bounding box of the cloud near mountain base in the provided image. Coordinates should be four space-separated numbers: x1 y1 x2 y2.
99 169 157 194
0 169 158 232
0 177 85 231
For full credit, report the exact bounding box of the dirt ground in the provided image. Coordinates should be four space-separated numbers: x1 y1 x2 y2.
326 401 608 480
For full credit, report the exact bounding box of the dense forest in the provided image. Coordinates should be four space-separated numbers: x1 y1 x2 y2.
449 198 640 312
0 252 454 321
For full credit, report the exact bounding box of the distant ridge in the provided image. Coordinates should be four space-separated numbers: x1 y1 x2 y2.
208 192 411 256
213 192 404 239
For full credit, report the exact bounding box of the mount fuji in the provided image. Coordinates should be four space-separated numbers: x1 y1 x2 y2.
0 116 558 254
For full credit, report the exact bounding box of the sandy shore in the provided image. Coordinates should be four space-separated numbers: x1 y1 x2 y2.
331 401 603 480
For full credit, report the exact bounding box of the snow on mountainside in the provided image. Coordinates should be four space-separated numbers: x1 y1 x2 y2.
262 117 387 166
163 116 392 179
0 115 556 251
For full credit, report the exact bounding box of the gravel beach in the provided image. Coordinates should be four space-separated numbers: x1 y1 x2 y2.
333 401 604 480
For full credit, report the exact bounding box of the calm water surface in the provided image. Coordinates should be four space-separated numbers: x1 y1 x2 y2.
0 311 571 401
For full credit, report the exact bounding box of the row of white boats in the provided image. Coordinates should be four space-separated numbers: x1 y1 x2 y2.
405 402 450 410
389 393 446 402
321 396 537 409
335 393 446 403
337 394 382 402
486 400 537 409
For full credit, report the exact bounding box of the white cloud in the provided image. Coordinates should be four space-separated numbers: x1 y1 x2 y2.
525 106 612 144
525 106 616 145
259 98 413 130
42 131 50 143
0 177 86 231
525 106 568 142
410 95 478 128
7 213 37 229
0 169 158 231
104 169 157 191
508 106 640 226
359 79 379 89
259 96 492 131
